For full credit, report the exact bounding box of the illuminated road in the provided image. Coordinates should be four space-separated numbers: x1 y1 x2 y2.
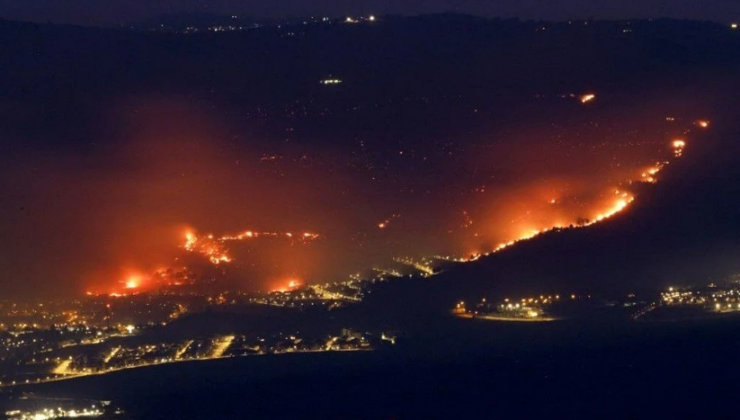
52 359 74 375
0 346 372 389
393 257 434 276
103 347 121 364
310 284 362 302
209 336 234 358
455 312 559 322
175 340 194 360
632 303 657 320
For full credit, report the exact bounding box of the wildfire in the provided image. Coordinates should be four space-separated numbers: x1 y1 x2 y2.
83 108 710 298
591 196 634 223
272 278 302 292
183 228 321 265
462 119 707 263
183 231 231 265
476 192 635 259
672 139 686 157
580 93 596 104
378 214 400 229
220 230 320 242
640 163 665 184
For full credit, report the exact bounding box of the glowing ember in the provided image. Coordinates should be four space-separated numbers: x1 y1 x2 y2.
672 139 686 157
272 278 302 292
220 230 320 242
377 214 400 229
183 228 321 265
580 93 596 104
183 231 231 265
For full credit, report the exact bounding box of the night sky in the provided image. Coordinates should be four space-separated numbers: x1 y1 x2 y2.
0 0 739 26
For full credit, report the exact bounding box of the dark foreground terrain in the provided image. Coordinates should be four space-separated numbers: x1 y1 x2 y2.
5 316 740 419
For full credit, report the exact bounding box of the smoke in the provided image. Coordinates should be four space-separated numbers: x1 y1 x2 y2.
0 90 710 297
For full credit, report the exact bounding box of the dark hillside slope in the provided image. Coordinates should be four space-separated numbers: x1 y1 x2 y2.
357 104 740 323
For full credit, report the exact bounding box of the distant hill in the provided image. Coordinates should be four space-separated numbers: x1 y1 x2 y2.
131 12 265 32
355 112 740 321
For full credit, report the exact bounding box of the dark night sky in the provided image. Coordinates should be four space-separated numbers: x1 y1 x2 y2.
0 0 739 26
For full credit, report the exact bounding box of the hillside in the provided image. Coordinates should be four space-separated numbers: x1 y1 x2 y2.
355 108 740 324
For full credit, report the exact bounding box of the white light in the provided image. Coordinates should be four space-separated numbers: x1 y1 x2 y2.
321 79 342 85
